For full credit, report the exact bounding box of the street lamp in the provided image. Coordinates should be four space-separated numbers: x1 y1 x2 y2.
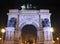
50 27 54 44
56 37 59 44
50 27 54 33
52 40 55 44
1 28 6 44
0 37 2 40
0 37 2 44
57 37 59 40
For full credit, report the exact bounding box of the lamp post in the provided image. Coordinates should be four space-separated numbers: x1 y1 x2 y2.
56 37 59 44
0 37 2 44
1 28 6 44
50 27 54 44
50 27 54 33
52 40 55 44
0 37 2 40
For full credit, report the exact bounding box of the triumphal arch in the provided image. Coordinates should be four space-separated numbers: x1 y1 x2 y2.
4 9 52 44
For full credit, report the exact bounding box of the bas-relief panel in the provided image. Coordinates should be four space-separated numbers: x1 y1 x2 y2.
19 14 39 28
7 18 16 27
42 18 51 27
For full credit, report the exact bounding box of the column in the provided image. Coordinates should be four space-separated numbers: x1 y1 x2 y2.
14 14 19 44
19 31 22 44
37 30 40 44
43 27 52 44
5 30 14 44
5 27 15 44
40 31 44 44
37 30 44 44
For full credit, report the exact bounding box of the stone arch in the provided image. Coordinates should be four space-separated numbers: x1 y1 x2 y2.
21 24 37 44
20 22 39 31
19 22 39 44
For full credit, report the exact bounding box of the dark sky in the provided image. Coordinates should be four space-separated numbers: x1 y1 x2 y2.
0 0 60 39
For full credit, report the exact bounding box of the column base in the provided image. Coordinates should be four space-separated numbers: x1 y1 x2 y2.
38 42 44 44
44 41 52 44
4 40 14 44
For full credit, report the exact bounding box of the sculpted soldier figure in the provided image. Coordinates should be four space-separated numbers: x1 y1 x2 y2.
7 18 16 27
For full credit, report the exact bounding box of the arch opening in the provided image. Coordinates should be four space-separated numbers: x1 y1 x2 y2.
21 25 37 44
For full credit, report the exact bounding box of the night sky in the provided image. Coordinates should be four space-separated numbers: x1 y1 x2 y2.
0 0 60 40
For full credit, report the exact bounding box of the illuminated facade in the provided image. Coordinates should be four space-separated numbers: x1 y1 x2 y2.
4 9 52 44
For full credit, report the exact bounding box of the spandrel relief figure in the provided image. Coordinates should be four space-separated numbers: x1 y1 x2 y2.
7 18 16 27
42 18 50 27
